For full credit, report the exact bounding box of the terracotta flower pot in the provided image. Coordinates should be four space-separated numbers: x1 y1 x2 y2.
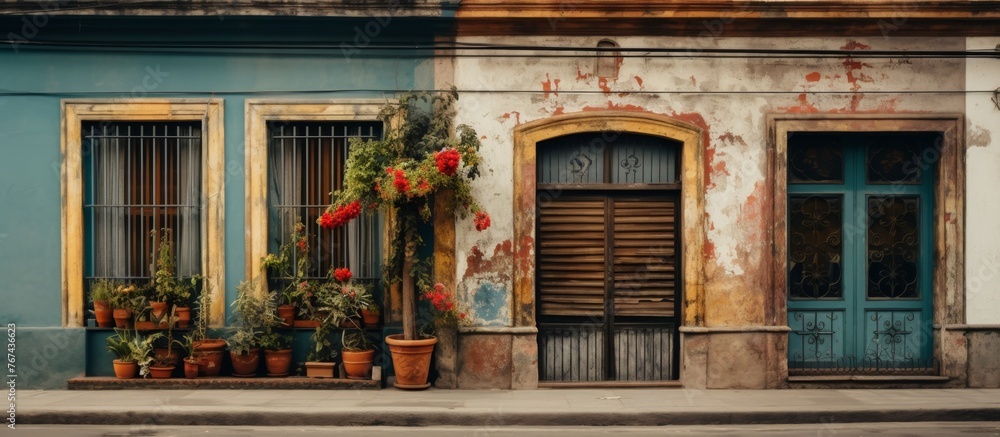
148 365 175 379
149 301 169 321
175 306 191 328
112 360 138 379
192 339 227 377
277 305 295 327
305 361 336 378
94 301 114 328
112 308 133 329
264 349 293 377
385 334 437 390
183 358 201 379
229 348 261 377
342 349 375 380
361 309 380 327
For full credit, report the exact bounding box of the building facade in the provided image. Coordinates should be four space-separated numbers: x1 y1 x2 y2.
1 0 999 389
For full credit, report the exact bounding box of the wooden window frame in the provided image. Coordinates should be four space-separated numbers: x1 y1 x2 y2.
61 99 226 327
244 99 385 291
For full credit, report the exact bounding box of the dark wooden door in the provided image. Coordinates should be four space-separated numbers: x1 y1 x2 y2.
535 132 681 382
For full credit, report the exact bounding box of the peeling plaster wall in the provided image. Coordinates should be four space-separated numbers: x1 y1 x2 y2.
964 37 1000 325
452 36 965 329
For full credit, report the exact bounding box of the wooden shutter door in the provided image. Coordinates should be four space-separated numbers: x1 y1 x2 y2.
536 196 607 317
612 196 677 317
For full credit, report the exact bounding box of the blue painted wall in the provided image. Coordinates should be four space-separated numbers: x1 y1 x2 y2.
0 17 436 387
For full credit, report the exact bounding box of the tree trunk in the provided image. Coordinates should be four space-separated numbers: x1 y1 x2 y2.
402 227 417 340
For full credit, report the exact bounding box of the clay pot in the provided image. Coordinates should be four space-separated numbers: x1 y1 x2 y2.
264 349 293 376
361 309 380 327
112 360 138 379
148 365 175 379
192 339 227 376
149 301 169 321
277 305 296 327
175 306 191 328
229 348 261 377
112 308 133 329
93 301 114 328
342 349 375 380
183 358 201 379
305 361 336 378
385 334 437 390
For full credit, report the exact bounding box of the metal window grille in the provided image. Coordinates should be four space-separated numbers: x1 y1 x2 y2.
266 121 383 282
82 121 203 287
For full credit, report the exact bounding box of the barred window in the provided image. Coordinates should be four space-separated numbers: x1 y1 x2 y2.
267 121 383 281
83 121 202 287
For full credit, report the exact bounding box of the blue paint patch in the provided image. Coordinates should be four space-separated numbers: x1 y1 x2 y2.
472 282 510 326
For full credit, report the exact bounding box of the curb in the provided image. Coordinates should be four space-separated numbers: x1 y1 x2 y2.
20 408 1000 427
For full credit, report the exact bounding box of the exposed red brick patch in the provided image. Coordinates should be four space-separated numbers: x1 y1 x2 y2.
597 77 611 94
805 72 822 82
634 76 644 88
502 111 521 126
541 74 559 98
464 240 514 282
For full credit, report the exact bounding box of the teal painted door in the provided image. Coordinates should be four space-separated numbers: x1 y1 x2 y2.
786 133 936 374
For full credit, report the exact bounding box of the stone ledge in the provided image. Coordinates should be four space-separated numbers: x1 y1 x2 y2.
789 375 952 383
68 376 381 390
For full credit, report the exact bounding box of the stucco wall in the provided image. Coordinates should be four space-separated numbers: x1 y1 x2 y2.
964 37 1000 326
452 36 967 329
0 39 433 387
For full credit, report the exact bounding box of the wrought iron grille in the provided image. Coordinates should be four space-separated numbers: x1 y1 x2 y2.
266 121 383 283
82 121 203 287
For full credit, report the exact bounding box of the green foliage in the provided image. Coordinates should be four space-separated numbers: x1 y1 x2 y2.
107 329 160 377
261 222 312 307
150 228 179 303
227 278 277 355
89 279 116 303
341 329 372 352
259 331 293 351
192 280 213 343
307 324 338 363
326 89 488 295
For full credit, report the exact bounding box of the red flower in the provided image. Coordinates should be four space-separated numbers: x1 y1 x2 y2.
435 148 461 176
392 168 411 194
318 212 336 229
319 201 363 229
333 267 352 283
474 211 491 232
296 239 308 252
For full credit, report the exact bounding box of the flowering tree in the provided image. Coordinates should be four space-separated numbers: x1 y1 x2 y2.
319 90 490 340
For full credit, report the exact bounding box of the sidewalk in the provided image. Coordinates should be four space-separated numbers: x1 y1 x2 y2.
16 388 1000 427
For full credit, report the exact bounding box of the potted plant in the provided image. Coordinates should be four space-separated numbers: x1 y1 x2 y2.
106 328 144 379
361 302 381 328
173 276 199 329
261 222 312 327
189 280 225 376
330 271 375 379
259 286 293 377
227 278 267 377
320 90 490 389
175 334 202 379
110 282 142 329
107 329 160 379
422 282 468 389
304 282 345 378
149 228 179 324
89 278 116 328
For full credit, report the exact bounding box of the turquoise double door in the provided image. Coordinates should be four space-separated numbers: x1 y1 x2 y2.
786 132 935 373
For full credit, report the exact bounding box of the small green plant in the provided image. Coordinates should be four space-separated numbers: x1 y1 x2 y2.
150 228 179 303
107 330 161 377
191 281 213 342
307 324 338 363
89 279 116 304
341 329 372 352
106 329 138 362
109 282 143 310
227 278 278 356
259 331 293 351
261 222 312 308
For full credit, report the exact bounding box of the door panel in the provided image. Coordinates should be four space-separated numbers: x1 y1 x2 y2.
787 133 936 375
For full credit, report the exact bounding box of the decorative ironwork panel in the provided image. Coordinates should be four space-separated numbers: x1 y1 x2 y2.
867 196 920 299
788 310 845 366
867 142 923 184
863 310 930 369
788 195 844 299
611 134 678 184
537 324 605 382
538 136 604 184
788 135 844 184
612 325 674 381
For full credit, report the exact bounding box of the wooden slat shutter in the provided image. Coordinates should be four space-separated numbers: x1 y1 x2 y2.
537 196 607 317
612 197 676 317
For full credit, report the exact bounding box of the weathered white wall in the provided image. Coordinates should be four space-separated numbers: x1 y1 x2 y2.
964 37 1000 325
451 36 965 326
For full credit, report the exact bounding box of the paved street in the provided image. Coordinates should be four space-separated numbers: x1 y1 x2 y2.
11 423 1000 436
13 388 1000 427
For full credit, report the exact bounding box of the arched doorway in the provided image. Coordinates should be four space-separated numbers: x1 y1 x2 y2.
510 111 705 386
535 132 681 381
